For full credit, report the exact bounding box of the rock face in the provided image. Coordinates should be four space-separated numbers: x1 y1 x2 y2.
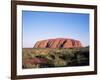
34 38 83 48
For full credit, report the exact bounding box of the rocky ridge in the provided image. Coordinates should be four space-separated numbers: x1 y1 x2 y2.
34 38 82 48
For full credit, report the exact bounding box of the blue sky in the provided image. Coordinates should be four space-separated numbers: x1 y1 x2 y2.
22 11 89 48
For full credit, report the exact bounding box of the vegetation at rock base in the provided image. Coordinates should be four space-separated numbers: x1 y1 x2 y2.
22 47 89 69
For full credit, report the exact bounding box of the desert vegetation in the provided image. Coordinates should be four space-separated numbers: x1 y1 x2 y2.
22 47 89 69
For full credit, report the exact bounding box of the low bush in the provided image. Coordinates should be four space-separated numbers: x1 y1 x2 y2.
22 47 89 68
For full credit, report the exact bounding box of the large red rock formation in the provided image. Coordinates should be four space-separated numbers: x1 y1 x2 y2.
34 38 83 48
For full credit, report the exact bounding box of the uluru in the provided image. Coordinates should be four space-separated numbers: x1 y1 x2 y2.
33 38 83 48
